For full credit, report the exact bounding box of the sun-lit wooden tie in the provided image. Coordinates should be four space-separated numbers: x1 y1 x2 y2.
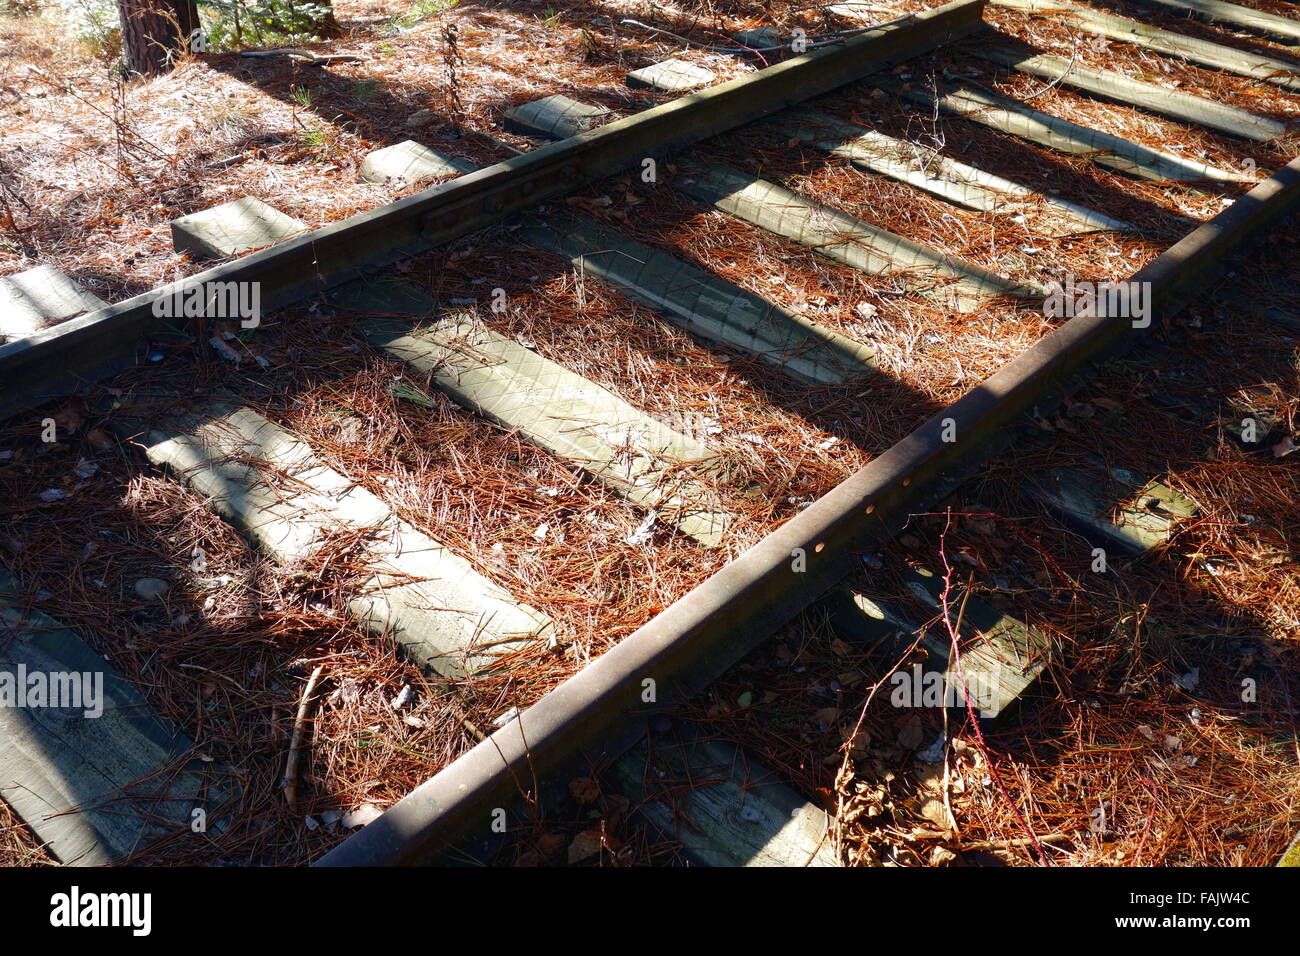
991 0 1300 92
780 109 1135 235
883 77 1249 183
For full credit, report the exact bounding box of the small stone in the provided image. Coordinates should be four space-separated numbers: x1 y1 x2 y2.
917 732 947 764
134 577 171 601
406 109 436 127
342 804 383 829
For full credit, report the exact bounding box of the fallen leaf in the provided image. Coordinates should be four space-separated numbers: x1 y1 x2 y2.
85 428 115 451
898 715 924 749
567 828 603 864
536 831 567 861
919 797 951 829
813 706 841 726
930 845 958 866
51 397 88 435
569 776 600 804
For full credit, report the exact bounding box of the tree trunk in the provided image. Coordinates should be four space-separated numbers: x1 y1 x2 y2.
118 0 201 75
299 0 343 38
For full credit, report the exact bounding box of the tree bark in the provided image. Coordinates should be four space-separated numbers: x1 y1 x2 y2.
118 0 201 75
298 0 343 38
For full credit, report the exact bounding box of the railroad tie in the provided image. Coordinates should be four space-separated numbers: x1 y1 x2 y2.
358 140 473 186
0 566 228 864
1280 830 1300 867
1214 281 1300 332
0 264 106 343
973 43 1288 142
170 197 307 260
609 735 840 866
779 109 1136 236
624 59 717 92
1025 459 1198 554
518 213 878 384
825 1 878 21
331 278 838 854
503 94 611 139
827 569 1050 720
341 296 733 547
991 0 1300 93
733 27 783 49
1153 385 1285 451
675 161 1042 310
882 78 1250 184
113 403 552 677
123 385 832 863
1129 0 1300 43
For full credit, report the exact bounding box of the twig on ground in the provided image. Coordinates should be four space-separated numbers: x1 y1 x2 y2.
282 665 326 809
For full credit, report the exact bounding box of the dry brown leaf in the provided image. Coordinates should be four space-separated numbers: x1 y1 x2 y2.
567 828 603 864
568 776 600 804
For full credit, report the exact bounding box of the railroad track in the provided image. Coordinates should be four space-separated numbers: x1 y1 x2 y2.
2 0 1298 866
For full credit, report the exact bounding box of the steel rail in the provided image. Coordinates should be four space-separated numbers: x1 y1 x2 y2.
0 0 985 422
315 156 1300 867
